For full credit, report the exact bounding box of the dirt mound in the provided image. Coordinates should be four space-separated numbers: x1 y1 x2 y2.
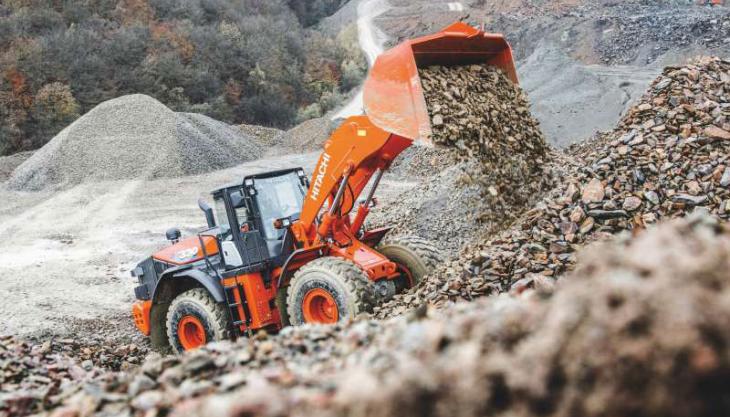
277 117 334 152
7 214 730 417
376 56 730 317
374 64 554 255
7 95 263 190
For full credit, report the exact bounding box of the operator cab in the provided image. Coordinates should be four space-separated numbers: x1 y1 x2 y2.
210 168 309 271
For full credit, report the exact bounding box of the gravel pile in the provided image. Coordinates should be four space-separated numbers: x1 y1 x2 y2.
237 124 284 147
10 213 730 417
277 117 334 152
373 64 554 255
595 5 730 64
7 95 263 190
386 145 458 178
376 56 730 317
0 151 33 183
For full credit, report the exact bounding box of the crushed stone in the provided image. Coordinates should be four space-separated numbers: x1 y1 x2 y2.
8 95 263 190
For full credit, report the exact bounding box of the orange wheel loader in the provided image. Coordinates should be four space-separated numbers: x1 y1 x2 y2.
130 22 518 352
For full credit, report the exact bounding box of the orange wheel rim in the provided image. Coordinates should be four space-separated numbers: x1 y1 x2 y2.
302 288 339 324
177 315 206 350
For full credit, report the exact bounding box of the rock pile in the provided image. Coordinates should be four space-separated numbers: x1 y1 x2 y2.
375 56 730 317
7 95 263 190
373 64 555 255
595 5 730 65
420 64 553 214
0 335 147 416
14 214 730 417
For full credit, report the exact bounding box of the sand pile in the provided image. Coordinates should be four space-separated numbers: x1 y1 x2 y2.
376 56 730 317
373 64 555 255
7 95 263 190
8 214 730 417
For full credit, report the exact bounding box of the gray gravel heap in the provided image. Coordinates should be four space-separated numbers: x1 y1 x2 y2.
375 56 730 317
277 117 334 152
0 151 33 182
7 95 263 190
5 213 730 417
237 124 284 147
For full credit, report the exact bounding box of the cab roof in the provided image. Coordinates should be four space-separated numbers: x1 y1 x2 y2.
210 167 305 196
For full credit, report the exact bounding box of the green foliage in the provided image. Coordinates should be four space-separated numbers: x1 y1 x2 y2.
0 0 366 156
297 102 322 122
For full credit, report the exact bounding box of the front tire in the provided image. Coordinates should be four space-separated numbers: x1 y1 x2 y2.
166 288 230 353
287 257 374 326
377 236 443 291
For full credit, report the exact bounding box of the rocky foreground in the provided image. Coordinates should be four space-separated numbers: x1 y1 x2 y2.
3 213 730 417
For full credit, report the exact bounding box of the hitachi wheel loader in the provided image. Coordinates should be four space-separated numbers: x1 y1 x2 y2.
130 22 518 352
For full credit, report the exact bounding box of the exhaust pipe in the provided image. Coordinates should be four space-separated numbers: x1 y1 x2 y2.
198 198 216 228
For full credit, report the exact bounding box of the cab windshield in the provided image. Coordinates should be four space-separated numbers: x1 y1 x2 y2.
254 172 306 239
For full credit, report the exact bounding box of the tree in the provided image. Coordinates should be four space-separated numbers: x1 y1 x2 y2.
31 82 79 146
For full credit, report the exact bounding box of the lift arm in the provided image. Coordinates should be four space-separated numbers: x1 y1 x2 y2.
296 115 411 241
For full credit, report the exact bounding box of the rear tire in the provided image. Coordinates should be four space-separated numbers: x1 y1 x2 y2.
377 236 443 291
287 257 374 326
166 288 230 353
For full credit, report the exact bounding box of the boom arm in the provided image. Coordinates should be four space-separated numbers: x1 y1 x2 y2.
295 116 411 242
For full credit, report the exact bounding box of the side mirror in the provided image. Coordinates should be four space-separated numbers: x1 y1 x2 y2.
273 217 292 229
166 227 181 244
198 198 216 228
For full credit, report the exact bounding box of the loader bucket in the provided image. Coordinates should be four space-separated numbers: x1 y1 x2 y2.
363 22 518 144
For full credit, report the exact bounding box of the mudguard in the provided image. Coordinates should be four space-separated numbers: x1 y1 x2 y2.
277 245 326 288
153 268 226 303
360 226 393 248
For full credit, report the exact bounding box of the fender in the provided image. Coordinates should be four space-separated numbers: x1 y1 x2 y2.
152 268 226 303
360 226 393 248
277 245 326 288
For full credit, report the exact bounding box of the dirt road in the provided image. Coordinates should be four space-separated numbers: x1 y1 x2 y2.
333 0 390 119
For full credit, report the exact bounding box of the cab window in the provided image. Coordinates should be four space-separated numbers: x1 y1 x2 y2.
254 173 306 239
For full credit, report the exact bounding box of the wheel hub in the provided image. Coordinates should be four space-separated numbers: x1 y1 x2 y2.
302 288 339 324
374 279 397 301
177 315 206 351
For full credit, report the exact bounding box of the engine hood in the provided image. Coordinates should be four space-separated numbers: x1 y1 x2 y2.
153 235 219 265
